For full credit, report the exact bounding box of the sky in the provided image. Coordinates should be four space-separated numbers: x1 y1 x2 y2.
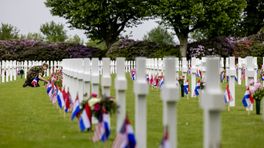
0 0 161 43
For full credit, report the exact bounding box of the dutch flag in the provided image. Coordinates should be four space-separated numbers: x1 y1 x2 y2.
46 83 53 94
194 80 201 96
183 80 189 95
31 77 39 87
262 74 264 81
79 103 92 132
71 97 81 120
242 89 254 108
112 117 136 148
56 89 65 109
196 69 202 78
224 84 233 104
131 70 136 80
159 77 164 88
160 126 169 148
220 71 225 82
93 113 111 142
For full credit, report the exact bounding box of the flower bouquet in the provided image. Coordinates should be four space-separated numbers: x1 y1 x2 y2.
252 82 264 114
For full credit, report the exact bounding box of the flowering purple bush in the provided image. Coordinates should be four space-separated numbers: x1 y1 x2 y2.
0 39 105 60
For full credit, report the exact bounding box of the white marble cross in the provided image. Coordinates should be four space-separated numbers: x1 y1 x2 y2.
191 57 197 97
161 57 180 148
102 58 111 96
237 57 242 85
201 57 224 148
115 58 127 132
83 59 91 97
134 57 149 148
1 61 5 83
91 58 100 95
229 57 236 107
182 57 188 80
246 56 255 111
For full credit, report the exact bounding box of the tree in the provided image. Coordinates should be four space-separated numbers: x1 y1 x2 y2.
66 35 83 45
143 25 175 45
86 39 107 50
153 0 246 57
240 0 264 36
0 23 19 40
26 33 44 41
45 0 150 49
40 21 67 42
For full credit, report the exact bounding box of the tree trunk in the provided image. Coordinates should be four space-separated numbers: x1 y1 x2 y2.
179 35 188 57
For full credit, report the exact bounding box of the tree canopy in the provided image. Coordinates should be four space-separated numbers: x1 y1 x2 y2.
143 25 175 45
240 0 264 36
45 0 151 49
0 23 19 40
40 21 67 42
152 0 247 57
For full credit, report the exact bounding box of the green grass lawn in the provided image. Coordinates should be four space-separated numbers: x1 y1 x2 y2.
0 76 264 148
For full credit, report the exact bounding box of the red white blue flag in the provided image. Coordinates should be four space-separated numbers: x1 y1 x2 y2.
160 126 169 148
224 84 233 104
31 77 39 87
242 88 254 108
56 89 65 109
93 113 111 142
71 96 81 120
194 80 201 96
183 80 189 95
112 117 136 148
79 103 92 132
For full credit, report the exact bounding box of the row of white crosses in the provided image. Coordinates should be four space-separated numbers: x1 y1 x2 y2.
0 60 62 83
61 56 224 148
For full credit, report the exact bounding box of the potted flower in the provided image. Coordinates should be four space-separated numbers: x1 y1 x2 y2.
252 82 264 115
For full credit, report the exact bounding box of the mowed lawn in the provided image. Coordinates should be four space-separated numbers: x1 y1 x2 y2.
0 76 264 148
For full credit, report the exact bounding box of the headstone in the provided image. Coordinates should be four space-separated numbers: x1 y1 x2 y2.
102 58 111 96
83 59 91 97
238 57 242 85
201 57 224 148
229 57 236 107
24 61 28 79
77 59 84 101
13 61 17 81
191 57 197 97
115 58 127 132
134 57 148 148
6 61 9 82
161 57 180 148
182 58 188 80
1 61 5 83
253 57 258 83
91 58 100 95
176 58 180 79
246 56 255 111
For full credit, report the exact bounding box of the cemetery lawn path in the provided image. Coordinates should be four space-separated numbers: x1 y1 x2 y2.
0 76 264 148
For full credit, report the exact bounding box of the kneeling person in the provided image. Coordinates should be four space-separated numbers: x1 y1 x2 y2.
23 63 49 87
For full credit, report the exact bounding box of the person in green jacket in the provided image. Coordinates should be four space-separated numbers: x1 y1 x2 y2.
23 63 49 87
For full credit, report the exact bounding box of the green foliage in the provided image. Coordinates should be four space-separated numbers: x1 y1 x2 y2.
152 0 247 56
0 23 19 40
143 25 175 45
66 35 83 45
86 39 107 50
239 0 264 36
250 42 264 66
26 33 44 41
107 38 181 60
40 21 67 42
45 0 150 49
